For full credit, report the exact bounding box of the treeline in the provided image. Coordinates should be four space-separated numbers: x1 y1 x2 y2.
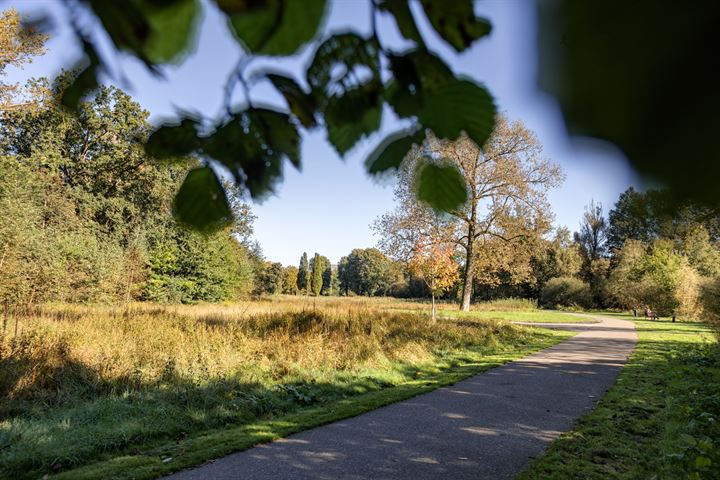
0 84 259 308
537 190 720 320
254 249 405 297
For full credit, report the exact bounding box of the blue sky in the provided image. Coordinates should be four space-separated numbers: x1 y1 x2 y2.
7 0 639 266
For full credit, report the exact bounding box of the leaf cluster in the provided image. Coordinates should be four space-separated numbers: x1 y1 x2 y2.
54 0 498 230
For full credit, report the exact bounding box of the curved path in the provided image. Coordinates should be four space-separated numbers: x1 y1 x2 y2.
165 313 636 480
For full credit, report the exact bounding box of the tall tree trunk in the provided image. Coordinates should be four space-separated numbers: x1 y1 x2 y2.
431 292 436 323
460 220 476 311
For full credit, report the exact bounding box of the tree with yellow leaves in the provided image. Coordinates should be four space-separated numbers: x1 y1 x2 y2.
408 227 459 323
0 8 48 113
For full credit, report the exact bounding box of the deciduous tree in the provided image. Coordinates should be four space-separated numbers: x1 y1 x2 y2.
254 261 284 295
574 199 607 262
607 187 720 252
1 81 257 305
374 115 563 310
282 266 299 295
0 8 48 113
531 227 582 294
408 237 459 322
337 248 397 296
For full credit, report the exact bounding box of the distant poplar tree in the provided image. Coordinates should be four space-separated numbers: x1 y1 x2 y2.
329 269 340 296
311 253 323 296
321 260 333 295
297 252 310 294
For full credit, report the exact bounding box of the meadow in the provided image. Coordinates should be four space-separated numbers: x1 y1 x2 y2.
0 296 574 479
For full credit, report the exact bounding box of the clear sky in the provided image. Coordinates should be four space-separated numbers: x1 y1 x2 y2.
7 0 640 266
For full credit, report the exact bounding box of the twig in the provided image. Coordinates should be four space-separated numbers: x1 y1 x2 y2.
223 55 255 116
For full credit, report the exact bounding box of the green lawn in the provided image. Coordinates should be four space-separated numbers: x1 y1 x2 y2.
437 309 600 323
518 313 720 480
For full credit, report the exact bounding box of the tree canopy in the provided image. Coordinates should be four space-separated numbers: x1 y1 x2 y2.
0 9 48 113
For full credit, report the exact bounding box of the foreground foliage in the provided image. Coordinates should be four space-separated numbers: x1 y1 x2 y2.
41 0 502 226
0 298 568 479
518 314 719 480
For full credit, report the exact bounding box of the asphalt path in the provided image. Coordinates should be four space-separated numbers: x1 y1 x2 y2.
165 313 636 480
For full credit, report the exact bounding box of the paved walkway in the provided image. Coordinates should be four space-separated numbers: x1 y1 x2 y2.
165 313 636 480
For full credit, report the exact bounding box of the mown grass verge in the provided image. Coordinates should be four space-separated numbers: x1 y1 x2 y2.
517 313 720 480
0 301 573 479
436 309 600 323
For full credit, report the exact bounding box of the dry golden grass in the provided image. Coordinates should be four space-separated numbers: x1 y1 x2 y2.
0 296 528 416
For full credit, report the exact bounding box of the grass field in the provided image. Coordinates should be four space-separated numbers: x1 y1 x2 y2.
518 312 720 480
0 296 573 479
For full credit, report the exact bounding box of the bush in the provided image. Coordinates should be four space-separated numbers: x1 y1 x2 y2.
609 240 702 319
540 277 593 309
700 276 720 336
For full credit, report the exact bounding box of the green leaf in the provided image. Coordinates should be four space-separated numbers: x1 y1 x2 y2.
415 160 468 212
307 33 383 155
326 101 381 157
385 49 454 118
202 107 300 198
173 166 232 232
418 79 496 147
538 1 720 206
323 82 382 156
218 0 327 56
145 118 201 161
365 129 426 175
86 0 200 65
86 1 150 61
265 73 317 128
379 0 424 46
249 108 301 169
140 0 200 64
695 455 712 468
420 0 491 52
306 33 380 96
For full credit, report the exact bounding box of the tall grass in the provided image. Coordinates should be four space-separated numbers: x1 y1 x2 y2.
0 297 554 478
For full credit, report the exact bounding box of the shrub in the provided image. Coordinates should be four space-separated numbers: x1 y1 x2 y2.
608 239 703 319
540 276 593 309
700 276 720 336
